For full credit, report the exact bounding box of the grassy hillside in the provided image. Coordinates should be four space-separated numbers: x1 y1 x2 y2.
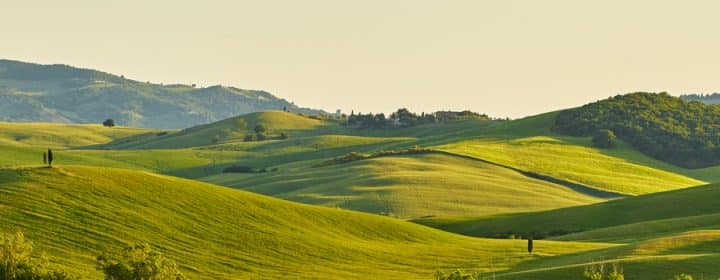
203 153 604 219
437 113 704 195
0 165 609 279
415 183 720 239
495 229 720 279
0 121 154 147
96 111 336 149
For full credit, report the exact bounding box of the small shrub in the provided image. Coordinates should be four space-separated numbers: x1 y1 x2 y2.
243 134 254 142
583 263 623 280
253 124 267 134
279 132 289 139
674 274 693 280
255 133 267 141
435 270 480 280
97 242 185 280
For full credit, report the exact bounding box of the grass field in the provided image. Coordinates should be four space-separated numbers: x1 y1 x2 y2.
437 113 705 195
4 110 720 278
4 110 716 220
414 183 720 239
0 121 155 148
203 153 604 219
0 165 610 279
495 229 720 279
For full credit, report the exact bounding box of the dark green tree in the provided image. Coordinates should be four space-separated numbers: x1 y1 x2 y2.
527 236 533 255
254 124 267 134
102 119 116 127
47 149 53 167
592 129 617 148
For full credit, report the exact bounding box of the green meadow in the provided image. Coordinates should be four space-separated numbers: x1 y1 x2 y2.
0 166 610 279
3 105 720 278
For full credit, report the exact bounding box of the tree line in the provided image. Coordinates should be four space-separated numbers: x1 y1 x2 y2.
553 92 720 168
346 108 491 129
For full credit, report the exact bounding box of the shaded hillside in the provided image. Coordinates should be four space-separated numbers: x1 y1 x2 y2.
0 166 607 279
415 183 720 239
0 59 324 128
554 92 720 168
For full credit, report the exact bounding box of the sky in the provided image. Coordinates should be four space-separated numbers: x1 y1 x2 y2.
2 0 720 118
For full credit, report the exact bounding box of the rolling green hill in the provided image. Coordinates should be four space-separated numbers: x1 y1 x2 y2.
0 165 609 279
98 111 334 149
437 113 705 195
0 59 324 128
203 153 605 219
415 183 720 240
495 229 720 279
0 121 155 148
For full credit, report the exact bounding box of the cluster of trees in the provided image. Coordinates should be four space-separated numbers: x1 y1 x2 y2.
1 231 185 280
346 108 490 129
554 92 720 168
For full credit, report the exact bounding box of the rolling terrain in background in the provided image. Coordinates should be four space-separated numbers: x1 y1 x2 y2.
3 71 720 279
0 59 324 129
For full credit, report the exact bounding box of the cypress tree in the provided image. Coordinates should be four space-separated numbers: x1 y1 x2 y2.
527 236 534 255
47 149 54 167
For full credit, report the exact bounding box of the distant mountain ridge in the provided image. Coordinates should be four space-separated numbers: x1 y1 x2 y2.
0 59 325 128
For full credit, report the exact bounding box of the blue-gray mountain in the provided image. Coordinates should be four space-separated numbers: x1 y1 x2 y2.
0 59 324 129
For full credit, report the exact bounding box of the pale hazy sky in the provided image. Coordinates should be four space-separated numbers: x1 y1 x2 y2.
2 1 720 118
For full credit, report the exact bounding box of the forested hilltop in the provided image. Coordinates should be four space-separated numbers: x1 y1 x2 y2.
0 59 323 128
554 92 720 168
